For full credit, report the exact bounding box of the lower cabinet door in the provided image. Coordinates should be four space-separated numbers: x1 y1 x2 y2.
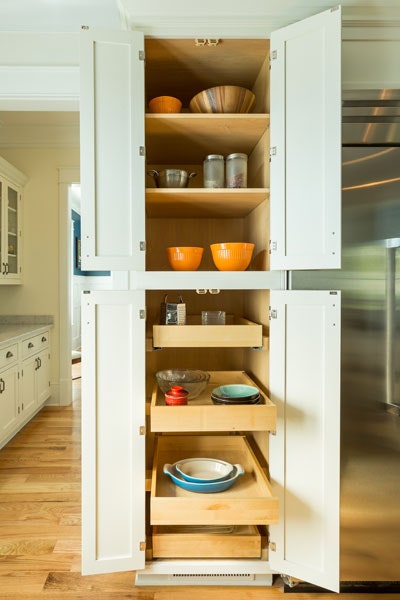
0 365 19 444
81 290 146 574
21 355 37 416
268 290 341 592
36 350 50 407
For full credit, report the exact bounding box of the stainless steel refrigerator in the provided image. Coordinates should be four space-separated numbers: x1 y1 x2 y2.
292 130 400 587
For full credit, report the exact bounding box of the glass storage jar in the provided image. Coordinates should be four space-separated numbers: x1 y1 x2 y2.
226 153 248 188
203 154 224 188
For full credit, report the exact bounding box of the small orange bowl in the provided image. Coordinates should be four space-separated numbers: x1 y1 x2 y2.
149 96 182 113
210 243 254 271
166 247 204 271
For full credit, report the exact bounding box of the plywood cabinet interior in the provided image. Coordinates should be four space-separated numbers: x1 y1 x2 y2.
143 37 275 563
144 38 270 273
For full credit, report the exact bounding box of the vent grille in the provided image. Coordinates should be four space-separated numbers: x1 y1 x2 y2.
169 573 253 580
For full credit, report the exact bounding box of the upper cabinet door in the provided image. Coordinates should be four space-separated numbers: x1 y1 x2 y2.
268 290 340 592
270 7 341 271
81 290 146 574
80 30 145 271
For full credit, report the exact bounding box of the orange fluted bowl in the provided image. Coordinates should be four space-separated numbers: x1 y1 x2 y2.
166 247 204 271
149 96 182 113
210 243 254 271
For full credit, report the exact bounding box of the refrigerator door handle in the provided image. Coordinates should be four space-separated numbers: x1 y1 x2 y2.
385 247 400 414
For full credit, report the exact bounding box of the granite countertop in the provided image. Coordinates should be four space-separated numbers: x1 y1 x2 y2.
0 316 53 347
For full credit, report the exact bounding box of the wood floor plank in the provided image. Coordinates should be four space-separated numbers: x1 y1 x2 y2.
0 501 80 525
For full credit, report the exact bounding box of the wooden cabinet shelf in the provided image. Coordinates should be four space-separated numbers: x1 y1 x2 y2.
153 316 263 348
150 434 278 526
151 370 276 432
146 188 269 218
145 113 270 164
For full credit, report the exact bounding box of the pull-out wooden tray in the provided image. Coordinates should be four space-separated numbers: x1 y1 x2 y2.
151 434 278 526
152 524 261 559
153 316 262 348
150 370 276 432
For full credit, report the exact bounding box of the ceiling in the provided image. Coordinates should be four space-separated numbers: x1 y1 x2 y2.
0 0 400 34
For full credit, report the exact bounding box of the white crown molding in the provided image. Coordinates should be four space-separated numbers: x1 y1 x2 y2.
0 155 27 185
0 66 79 110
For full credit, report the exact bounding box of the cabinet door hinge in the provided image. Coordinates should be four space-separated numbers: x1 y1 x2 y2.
270 240 277 253
139 425 146 435
270 146 277 157
269 307 278 320
140 241 146 252
140 540 146 551
139 146 145 157
139 50 145 61
271 49 277 61
269 541 276 551
139 309 146 320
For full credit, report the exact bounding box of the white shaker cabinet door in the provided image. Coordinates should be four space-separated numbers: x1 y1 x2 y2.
269 290 340 592
270 7 341 271
80 30 145 271
81 290 146 574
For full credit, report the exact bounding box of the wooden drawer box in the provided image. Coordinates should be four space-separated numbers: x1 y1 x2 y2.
150 434 278 526
152 525 261 559
22 330 49 358
153 316 263 348
150 370 276 432
0 343 18 369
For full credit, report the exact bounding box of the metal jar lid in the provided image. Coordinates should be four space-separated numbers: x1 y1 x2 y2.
226 153 248 160
204 154 224 161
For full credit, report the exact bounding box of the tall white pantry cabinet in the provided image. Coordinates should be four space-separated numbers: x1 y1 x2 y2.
81 6 341 592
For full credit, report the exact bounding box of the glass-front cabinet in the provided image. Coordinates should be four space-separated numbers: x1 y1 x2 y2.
0 157 26 284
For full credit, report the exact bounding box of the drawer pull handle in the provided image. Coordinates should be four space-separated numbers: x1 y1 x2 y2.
0 378 5 393
41 336 47 342
6 351 13 358
28 342 34 348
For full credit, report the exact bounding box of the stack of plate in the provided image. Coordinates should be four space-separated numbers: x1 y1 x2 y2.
163 458 244 493
211 384 262 405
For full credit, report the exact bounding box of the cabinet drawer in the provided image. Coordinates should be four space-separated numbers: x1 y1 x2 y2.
22 331 49 358
150 435 278 526
153 316 263 348
151 370 276 432
152 525 261 559
0 344 18 369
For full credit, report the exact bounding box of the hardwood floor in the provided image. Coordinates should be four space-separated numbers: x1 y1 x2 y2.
0 377 397 599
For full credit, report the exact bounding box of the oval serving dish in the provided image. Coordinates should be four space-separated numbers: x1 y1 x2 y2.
163 462 244 493
175 457 236 483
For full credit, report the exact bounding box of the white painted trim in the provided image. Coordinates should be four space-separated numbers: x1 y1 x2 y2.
0 66 79 110
59 167 80 407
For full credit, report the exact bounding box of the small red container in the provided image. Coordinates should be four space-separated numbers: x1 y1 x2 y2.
165 385 189 406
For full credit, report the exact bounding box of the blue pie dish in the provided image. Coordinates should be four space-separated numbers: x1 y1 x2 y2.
163 462 244 493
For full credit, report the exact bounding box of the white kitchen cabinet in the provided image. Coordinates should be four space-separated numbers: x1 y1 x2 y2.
0 156 27 284
0 327 52 448
21 330 51 413
0 363 19 444
81 5 341 592
81 290 146 575
80 30 145 273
